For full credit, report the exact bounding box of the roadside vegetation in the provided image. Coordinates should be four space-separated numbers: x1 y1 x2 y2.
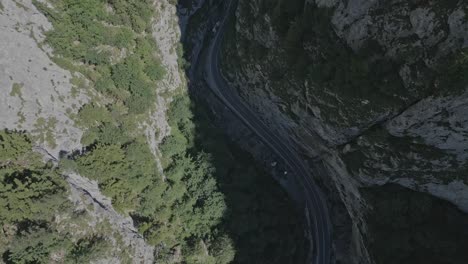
0 0 310 263
185 97 308 263
33 0 233 261
33 0 236 261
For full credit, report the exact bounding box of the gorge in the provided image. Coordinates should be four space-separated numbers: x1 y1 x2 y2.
0 0 467 263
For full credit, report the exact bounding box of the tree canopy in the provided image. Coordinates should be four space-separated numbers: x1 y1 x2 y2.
0 130 113 263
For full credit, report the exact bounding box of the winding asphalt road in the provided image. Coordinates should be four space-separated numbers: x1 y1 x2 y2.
201 1 332 263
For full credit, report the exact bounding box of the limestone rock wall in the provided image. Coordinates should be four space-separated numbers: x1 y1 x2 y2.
221 0 468 262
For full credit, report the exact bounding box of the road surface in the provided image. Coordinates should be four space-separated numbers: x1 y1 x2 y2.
200 1 332 263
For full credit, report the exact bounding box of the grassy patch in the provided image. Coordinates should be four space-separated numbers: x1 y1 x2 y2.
32 117 58 148
9 82 23 98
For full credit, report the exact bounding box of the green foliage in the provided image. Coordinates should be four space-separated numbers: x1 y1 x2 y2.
209 235 236 264
76 144 127 181
33 0 166 220
110 56 155 113
74 87 305 263
6 228 71 264
9 83 23 98
0 130 102 263
0 130 69 225
176 43 190 70
31 117 58 148
32 0 169 222
106 0 154 32
133 153 226 248
125 93 154 114
159 131 188 158
0 130 34 162
77 104 112 128
0 168 68 224
34 0 108 60
32 1 307 263
111 27 135 48
111 56 143 90
66 235 112 263
75 141 157 212
96 123 130 145
158 95 195 163
34 0 165 114
3 223 117 264
80 128 99 146
167 95 193 126
145 58 167 81
94 76 117 94
166 95 195 142
83 49 111 65
125 96 228 260
169 92 308 263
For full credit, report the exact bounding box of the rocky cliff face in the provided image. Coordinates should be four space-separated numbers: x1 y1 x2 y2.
221 0 468 262
0 0 183 262
0 0 88 157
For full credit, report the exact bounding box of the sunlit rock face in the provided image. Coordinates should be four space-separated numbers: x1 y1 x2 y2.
0 0 88 157
221 0 468 262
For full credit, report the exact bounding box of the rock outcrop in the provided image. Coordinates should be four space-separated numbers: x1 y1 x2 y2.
0 0 87 157
0 0 185 263
221 0 468 262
